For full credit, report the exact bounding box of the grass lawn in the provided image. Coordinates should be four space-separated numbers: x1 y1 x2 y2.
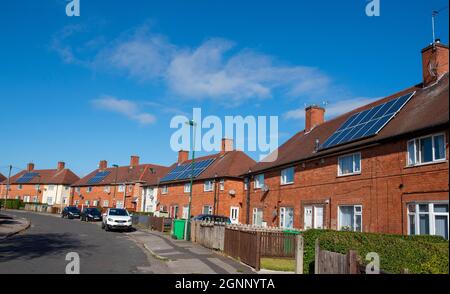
261 257 296 272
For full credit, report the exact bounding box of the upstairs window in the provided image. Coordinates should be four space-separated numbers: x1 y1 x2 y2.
204 180 214 192
118 185 125 193
338 153 361 176
161 185 168 194
184 183 191 193
86 187 93 193
407 133 446 166
104 186 110 193
219 179 225 191
281 167 295 185
254 174 265 189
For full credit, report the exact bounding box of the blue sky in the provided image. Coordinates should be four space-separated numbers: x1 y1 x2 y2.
0 0 448 177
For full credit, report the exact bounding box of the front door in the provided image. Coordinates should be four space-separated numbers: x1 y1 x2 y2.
304 206 313 229
314 206 324 229
230 207 239 224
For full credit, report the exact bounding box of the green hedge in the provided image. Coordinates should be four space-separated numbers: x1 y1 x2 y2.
1 199 24 210
301 230 449 274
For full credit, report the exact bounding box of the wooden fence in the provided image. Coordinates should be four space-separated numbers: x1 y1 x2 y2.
224 228 262 271
148 216 172 233
191 221 226 251
314 239 360 274
260 231 297 257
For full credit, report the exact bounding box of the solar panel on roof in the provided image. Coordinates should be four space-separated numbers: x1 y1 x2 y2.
320 92 415 150
160 158 215 182
16 172 39 184
87 171 111 184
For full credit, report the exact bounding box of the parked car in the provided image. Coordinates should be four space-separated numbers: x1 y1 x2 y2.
80 207 102 222
61 206 81 219
102 208 133 231
192 214 231 224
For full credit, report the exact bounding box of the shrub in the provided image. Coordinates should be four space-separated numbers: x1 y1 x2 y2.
301 229 449 274
1 199 23 210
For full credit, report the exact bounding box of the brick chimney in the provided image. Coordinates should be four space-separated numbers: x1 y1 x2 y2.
27 163 35 172
99 160 108 170
130 156 140 167
305 105 325 132
57 162 65 171
178 150 189 163
221 138 234 154
422 41 449 86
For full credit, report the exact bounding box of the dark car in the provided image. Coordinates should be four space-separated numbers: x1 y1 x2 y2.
80 208 102 222
192 214 231 224
62 206 81 219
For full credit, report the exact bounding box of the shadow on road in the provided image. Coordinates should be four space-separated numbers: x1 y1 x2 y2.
0 220 21 225
0 233 86 262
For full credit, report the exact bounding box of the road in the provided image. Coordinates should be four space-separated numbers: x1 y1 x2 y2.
0 210 168 274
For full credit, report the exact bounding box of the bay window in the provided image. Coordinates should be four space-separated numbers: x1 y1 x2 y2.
407 133 446 166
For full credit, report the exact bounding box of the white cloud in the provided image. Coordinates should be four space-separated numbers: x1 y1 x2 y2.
53 25 333 105
284 97 379 120
91 96 156 125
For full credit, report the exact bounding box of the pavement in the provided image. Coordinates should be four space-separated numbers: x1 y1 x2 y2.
0 210 256 274
0 212 30 240
128 229 255 274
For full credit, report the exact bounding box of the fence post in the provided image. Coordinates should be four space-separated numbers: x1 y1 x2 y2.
314 238 320 274
255 231 261 272
347 250 359 274
295 235 304 274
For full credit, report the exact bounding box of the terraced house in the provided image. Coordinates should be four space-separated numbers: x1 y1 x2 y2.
157 139 256 223
0 162 80 206
245 42 449 239
0 173 7 197
71 156 169 211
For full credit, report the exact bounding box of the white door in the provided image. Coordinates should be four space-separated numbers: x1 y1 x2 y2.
230 207 239 224
314 206 324 229
304 206 313 229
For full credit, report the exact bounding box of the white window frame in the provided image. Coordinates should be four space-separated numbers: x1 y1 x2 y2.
118 185 125 193
104 186 110 193
47 196 54 205
161 185 168 194
48 185 55 191
184 183 191 193
116 201 124 209
338 205 363 232
279 207 294 229
86 187 93 193
18 184 23 190
75 187 81 193
103 200 109 207
219 179 225 191
280 167 295 185
85 200 90 206
202 205 213 215
182 205 189 219
252 207 264 226
204 180 214 192
338 152 361 176
93 200 98 207
230 206 240 224
406 133 446 167
254 174 265 189
407 202 449 239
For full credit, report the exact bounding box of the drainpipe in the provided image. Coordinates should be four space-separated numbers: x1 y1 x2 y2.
245 174 251 225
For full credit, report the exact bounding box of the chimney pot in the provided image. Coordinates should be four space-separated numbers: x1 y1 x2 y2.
130 156 140 167
305 105 325 132
178 150 189 164
57 162 65 171
421 42 449 86
221 138 234 154
99 160 108 170
27 163 35 172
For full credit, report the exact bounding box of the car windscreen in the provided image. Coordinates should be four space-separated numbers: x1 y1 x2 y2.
68 207 80 212
109 209 128 216
87 209 101 215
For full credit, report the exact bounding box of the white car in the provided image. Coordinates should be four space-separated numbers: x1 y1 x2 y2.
102 208 133 231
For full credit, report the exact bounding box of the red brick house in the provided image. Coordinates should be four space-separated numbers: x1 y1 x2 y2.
244 42 449 239
1 162 80 207
71 156 169 211
0 173 5 183
157 139 256 223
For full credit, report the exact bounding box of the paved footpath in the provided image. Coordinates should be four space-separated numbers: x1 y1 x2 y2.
128 229 255 274
0 212 30 240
